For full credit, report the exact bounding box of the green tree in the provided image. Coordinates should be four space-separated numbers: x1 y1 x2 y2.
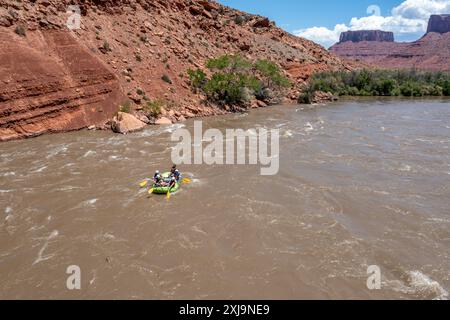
187 55 290 106
187 69 207 88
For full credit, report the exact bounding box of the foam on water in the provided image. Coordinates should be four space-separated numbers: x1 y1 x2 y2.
282 130 293 138
84 199 98 206
31 166 47 173
83 150 96 158
4 206 13 222
399 164 412 172
46 145 68 159
304 122 314 132
407 271 448 300
1 171 16 177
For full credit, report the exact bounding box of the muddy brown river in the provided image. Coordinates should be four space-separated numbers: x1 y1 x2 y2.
1 98 450 299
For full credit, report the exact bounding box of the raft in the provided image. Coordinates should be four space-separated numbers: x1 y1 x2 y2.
152 172 180 194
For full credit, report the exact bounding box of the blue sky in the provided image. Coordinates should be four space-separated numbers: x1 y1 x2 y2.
218 0 450 47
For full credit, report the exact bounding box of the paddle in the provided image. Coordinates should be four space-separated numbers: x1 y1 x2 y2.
140 180 149 188
166 179 178 200
148 188 154 195
182 178 191 184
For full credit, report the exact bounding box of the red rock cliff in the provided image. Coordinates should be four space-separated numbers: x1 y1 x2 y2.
0 29 125 141
0 0 350 141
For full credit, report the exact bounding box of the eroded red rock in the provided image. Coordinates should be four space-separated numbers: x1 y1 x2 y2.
0 29 124 141
0 0 350 141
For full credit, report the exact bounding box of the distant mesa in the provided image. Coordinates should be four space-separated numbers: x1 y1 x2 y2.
339 30 394 43
427 14 450 34
329 14 450 71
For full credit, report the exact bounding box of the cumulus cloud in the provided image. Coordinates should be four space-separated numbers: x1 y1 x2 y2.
293 0 450 48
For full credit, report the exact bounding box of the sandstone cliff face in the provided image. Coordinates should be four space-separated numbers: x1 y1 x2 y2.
427 14 450 34
0 28 125 141
339 30 394 43
0 0 350 141
330 15 450 71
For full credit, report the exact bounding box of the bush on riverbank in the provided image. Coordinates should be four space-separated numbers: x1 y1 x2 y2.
188 55 290 106
304 69 450 99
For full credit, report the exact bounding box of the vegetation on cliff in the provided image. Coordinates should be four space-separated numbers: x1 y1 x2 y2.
300 69 450 103
188 55 290 106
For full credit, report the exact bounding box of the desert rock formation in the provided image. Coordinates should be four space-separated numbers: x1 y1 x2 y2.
330 15 450 72
0 0 350 141
427 14 450 34
339 30 394 43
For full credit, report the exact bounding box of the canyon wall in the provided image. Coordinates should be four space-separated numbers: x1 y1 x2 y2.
0 29 124 141
0 0 350 141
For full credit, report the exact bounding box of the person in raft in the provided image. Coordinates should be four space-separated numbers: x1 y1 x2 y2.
168 176 177 190
169 165 181 182
153 170 163 186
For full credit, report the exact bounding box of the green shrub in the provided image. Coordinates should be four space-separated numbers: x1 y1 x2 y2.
139 34 147 43
144 100 164 117
441 80 450 96
207 55 252 72
307 69 450 99
187 69 207 88
187 55 290 106
298 85 315 104
162 74 172 84
234 15 245 25
298 92 312 104
14 25 26 37
203 72 261 105
102 40 111 52
254 59 290 88
119 100 131 113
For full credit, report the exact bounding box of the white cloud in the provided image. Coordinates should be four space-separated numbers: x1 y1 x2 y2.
294 24 349 48
293 0 450 48
393 0 450 19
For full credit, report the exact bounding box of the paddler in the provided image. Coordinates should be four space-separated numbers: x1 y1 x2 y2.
169 165 181 182
173 169 181 182
168 176 177 190
170 165 177 176
153 170 162 186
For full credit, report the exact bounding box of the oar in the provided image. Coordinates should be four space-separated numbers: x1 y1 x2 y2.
182 178 191 184
140 180 149 188
166 189 171 200
148 188 154 195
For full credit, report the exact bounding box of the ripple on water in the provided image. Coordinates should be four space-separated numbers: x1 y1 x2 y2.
46 145 68 159
33 230 59 266
31 166 47 173
82 150 96 158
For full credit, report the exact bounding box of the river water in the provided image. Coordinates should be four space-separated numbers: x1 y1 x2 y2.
1 98 449 299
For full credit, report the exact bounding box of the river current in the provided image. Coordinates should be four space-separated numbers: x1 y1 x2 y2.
1 98 449 299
